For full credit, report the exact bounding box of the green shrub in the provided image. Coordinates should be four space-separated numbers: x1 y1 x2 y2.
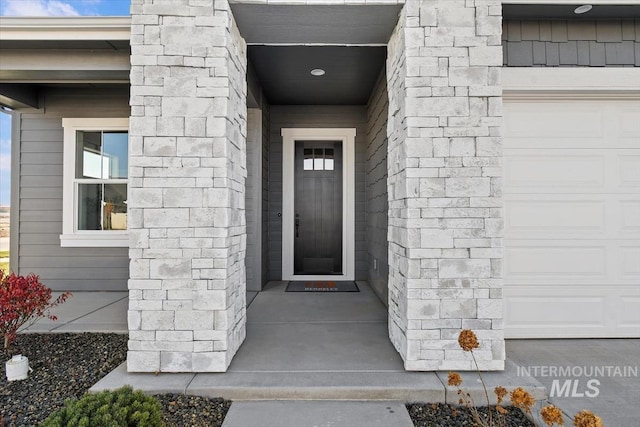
42 386 163 427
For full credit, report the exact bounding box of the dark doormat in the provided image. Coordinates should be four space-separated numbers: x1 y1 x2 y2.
286 281 359 292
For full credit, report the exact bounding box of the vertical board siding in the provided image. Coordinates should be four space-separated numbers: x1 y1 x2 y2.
503 20 640 67
17 92 130 291
268 105 368 281
365 72 389 305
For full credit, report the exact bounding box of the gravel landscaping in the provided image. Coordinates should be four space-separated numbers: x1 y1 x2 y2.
408 402 535 427
0 333 231 427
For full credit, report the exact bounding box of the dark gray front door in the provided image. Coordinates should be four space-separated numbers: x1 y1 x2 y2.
294 140 343 275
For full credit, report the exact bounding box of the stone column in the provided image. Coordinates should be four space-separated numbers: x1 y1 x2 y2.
127 0 247 372
386 0 504 371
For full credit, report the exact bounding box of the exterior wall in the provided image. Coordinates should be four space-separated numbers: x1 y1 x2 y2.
365 71 389 305
12 89 130 291
267 105 368 281
245 109 261 291
261 103 270 286
386 0 504 370
503 20 640 67
127 0 247 373
244 99 270 292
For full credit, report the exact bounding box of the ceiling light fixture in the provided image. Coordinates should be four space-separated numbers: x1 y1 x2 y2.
574 4 593 14
310 68 326 77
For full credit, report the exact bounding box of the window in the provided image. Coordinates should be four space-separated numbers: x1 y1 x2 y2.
61 118 129 247
303 147 335 171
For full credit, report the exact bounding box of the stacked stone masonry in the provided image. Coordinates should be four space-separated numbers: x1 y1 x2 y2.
386 0 504 371
128 0 247 372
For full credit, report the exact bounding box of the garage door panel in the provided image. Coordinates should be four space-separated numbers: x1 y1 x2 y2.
505 195 640 239
505 101 639 149
505 243 606 279
504 99 640 338
505 152 604 191
620 246 640 279
619 155 640 187
504 103 605 140
505 149 639 194
505 198 605 238
506 239 638 285
620 297 640 328
617 106 640 138
505 286 640 338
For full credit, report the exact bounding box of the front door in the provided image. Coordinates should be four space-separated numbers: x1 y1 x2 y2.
294 141 343 275
282 128 355 281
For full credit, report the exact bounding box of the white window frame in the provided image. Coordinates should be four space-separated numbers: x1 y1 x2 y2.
61 118 129 247
281 128 356 281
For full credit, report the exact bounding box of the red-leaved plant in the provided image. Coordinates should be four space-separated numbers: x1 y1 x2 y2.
0 271 71 352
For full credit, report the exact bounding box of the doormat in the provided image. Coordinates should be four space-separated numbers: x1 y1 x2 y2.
286 281 359 292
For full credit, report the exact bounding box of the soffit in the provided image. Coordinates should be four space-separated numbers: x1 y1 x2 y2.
230 4 402 45
248 45 386 105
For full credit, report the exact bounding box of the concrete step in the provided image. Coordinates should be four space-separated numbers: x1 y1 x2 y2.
90 359 546 403
221 401 415 427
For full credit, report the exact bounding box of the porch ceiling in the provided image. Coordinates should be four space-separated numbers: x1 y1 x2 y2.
248 45 387 105
230 4 402 45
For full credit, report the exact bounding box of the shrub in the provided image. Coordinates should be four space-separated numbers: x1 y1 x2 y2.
0 271 71 350
42 386 163 427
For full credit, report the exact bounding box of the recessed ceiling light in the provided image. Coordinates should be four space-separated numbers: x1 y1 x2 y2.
310 68 325 77
574 4 593 14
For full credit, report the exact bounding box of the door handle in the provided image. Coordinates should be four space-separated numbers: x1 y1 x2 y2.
295 215 300 238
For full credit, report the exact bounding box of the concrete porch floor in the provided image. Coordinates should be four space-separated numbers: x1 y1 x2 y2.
89 282 544 403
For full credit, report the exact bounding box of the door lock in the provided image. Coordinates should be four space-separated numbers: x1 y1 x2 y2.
295 214 300 238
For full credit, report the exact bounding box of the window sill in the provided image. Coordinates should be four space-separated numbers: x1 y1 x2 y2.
60 233 129 248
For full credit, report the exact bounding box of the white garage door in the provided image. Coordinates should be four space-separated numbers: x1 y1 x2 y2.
504 99 640 338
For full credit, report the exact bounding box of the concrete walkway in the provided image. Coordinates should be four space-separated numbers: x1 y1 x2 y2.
507 339 640 426
25 285 638 425
24 291 128 333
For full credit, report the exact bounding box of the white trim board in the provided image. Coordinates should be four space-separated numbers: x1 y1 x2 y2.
503 68 640 97
281 128 356 282
0 17 131 40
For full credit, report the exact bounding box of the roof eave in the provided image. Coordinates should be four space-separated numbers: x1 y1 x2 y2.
0 16 131 41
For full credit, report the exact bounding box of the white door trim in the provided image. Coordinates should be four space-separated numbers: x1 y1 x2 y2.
281 128 356 281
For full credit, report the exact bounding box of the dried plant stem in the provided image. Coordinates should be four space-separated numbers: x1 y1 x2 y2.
471 350 494 426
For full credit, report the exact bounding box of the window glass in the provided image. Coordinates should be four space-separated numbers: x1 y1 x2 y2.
77 183 101 231
304 148 313 170
77 183 127 231
76 131 128 179
314 148 324 170
325 148 334 171
103 132 128 179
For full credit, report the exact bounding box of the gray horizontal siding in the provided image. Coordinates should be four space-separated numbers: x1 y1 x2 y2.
268 105 368 281
503 20 640 67
16 90 130 291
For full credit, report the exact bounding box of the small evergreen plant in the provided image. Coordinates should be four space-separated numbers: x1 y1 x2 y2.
42 386 163 427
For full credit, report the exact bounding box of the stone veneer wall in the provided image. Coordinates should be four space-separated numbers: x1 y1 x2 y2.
386 0 505 370
127 0 247 372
